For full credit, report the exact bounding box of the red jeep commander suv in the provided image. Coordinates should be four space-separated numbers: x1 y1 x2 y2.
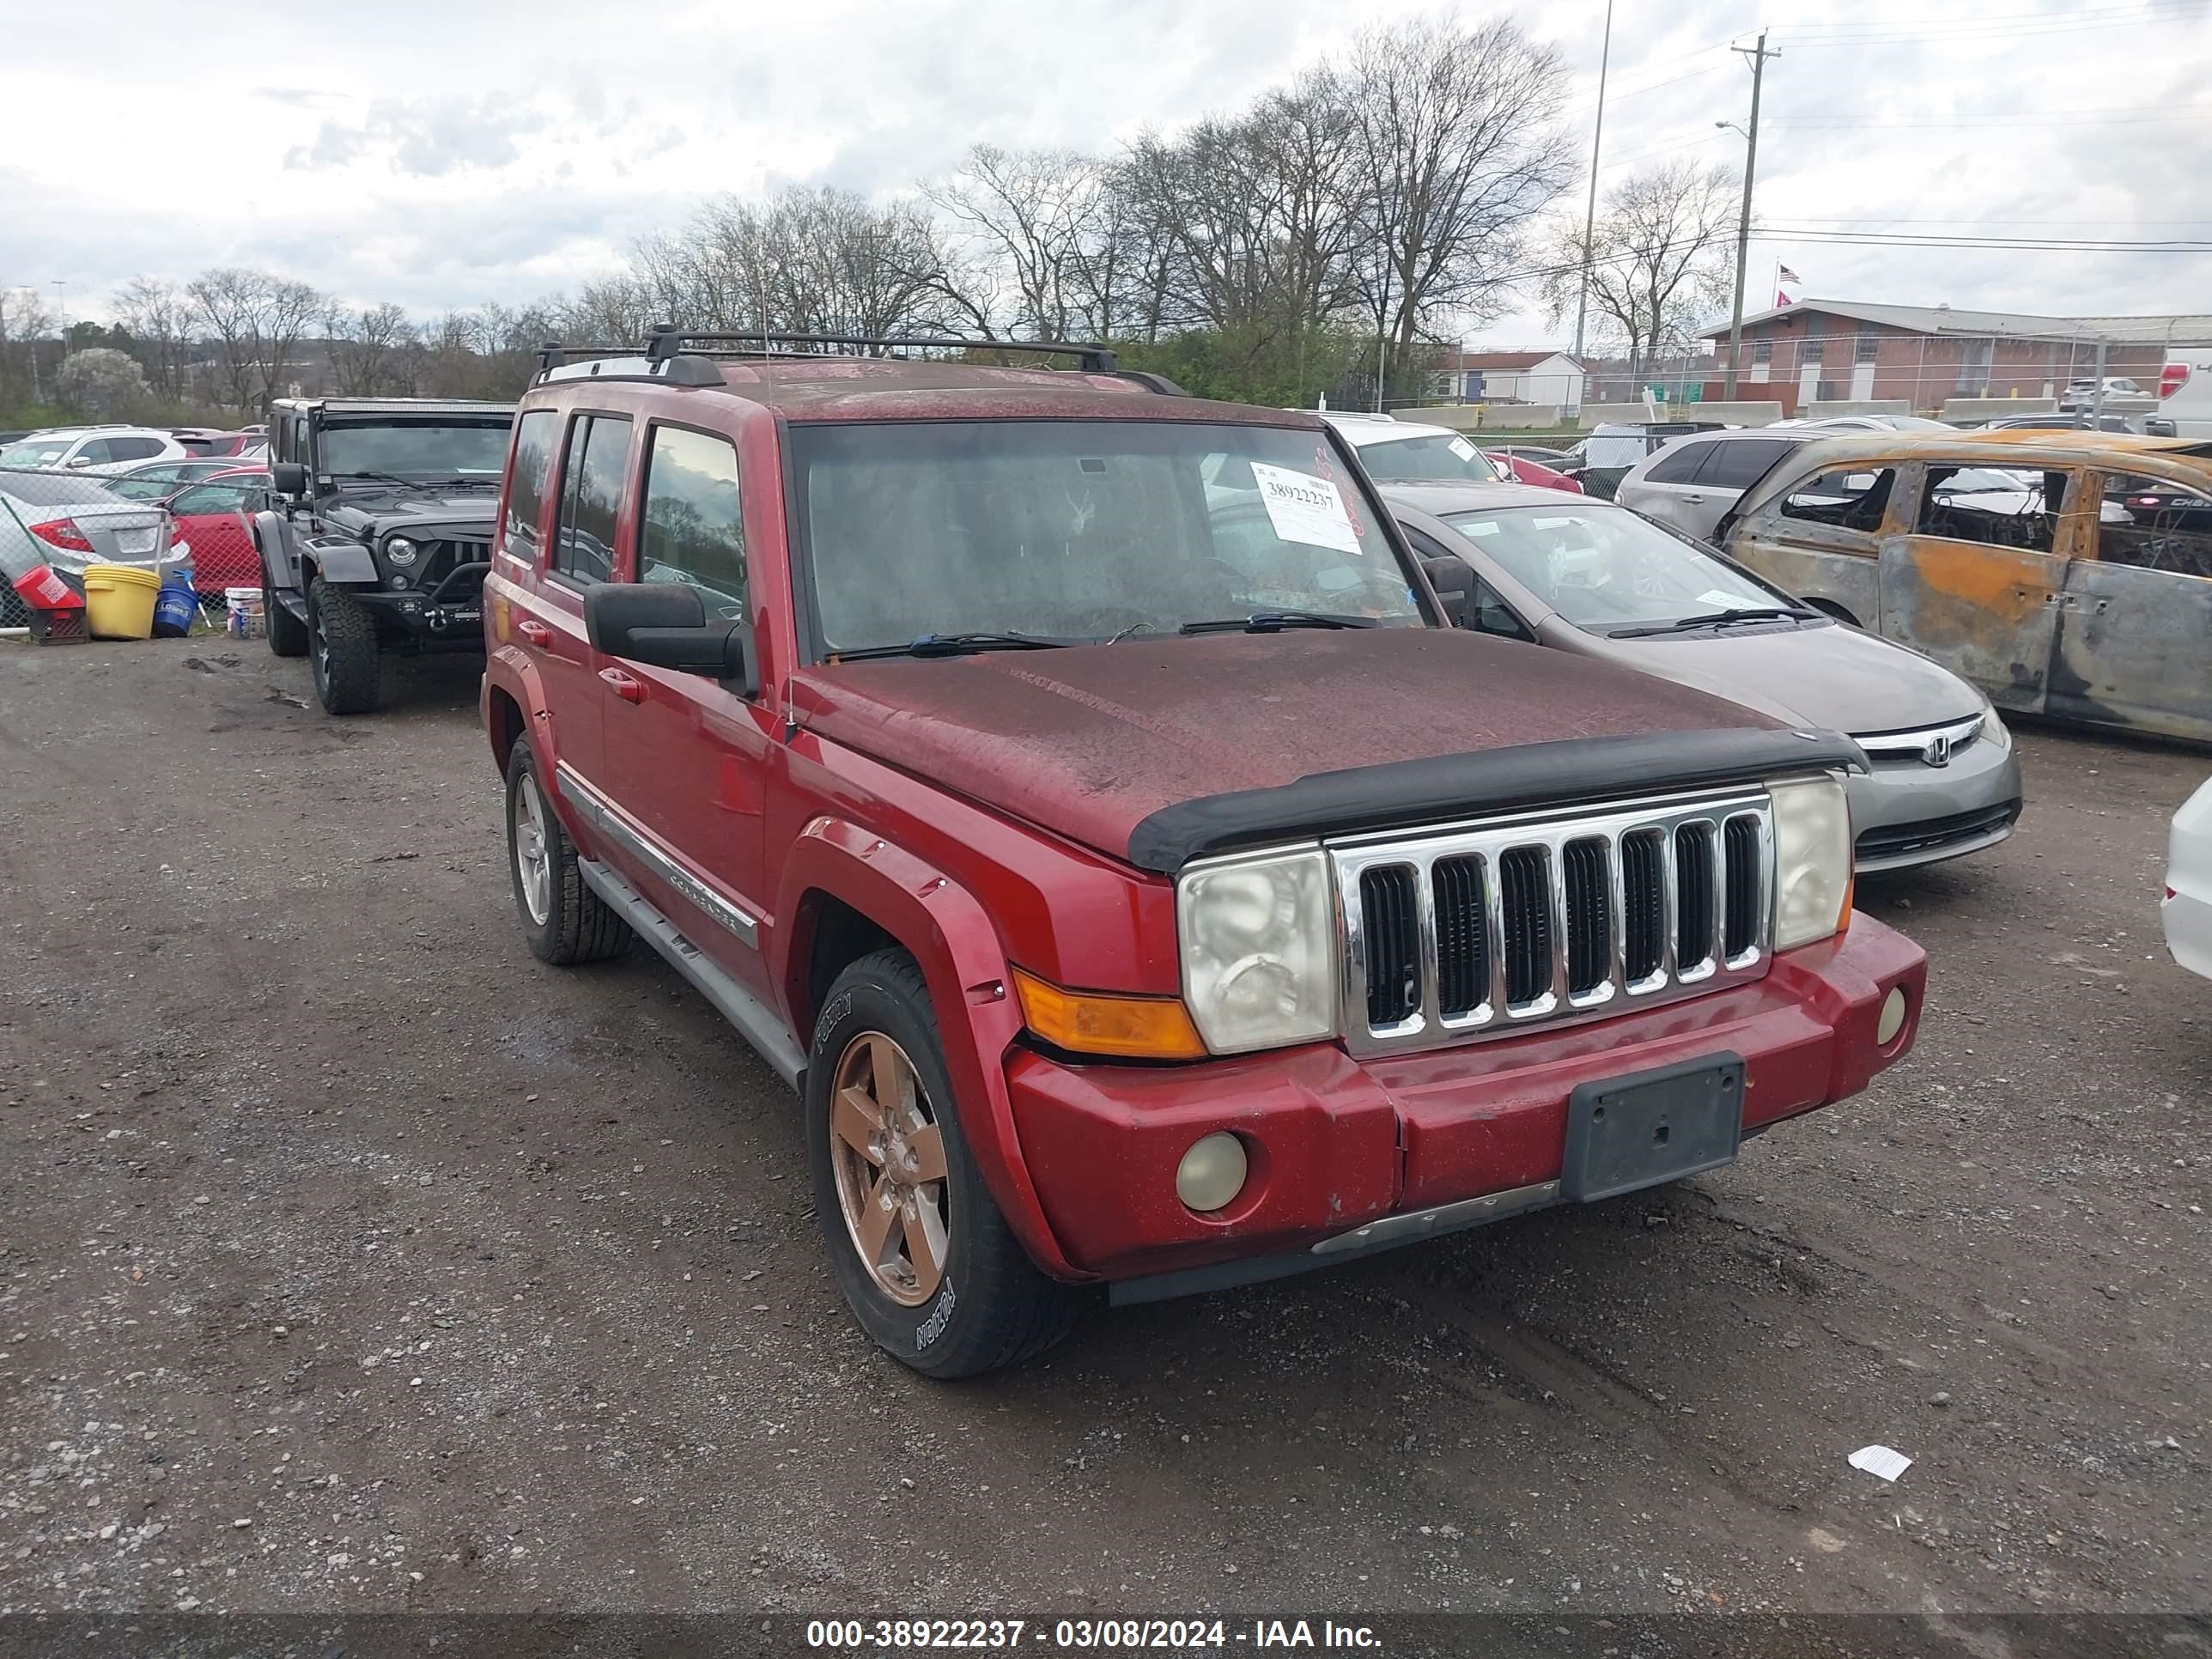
481 329 1926 1377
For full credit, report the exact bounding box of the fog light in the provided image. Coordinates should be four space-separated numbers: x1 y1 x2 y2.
388 574 411 590
1876 987 1909 1046
1175 1132 1248 1213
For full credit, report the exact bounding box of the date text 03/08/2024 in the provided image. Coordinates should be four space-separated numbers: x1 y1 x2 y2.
805 1619 1382 1649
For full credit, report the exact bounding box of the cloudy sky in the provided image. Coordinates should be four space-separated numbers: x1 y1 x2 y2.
4 0 2208 346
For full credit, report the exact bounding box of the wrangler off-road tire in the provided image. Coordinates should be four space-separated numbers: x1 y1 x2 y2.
504 738 631 966
807 948 1079 1378
264 571 307 658
308 576 380 714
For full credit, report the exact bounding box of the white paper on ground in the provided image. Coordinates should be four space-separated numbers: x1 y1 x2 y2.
1848 1444 1913 1482
1249 461 1363 555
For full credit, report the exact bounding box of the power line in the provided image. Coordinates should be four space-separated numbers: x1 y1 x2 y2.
1755 228 2212 252
1770 6 2206 47
1768 106 2212 129
1769 0 2202 33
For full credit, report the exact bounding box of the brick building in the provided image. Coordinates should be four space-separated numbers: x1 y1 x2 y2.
1696 301 2212 415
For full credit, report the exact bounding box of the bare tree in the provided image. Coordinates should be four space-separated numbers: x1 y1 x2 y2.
1540 161 1737 384
923 146 1103 338
185 267 324 415
111 276 194 404
0 285 61 409
326 301 418 396
1342 15 1577 356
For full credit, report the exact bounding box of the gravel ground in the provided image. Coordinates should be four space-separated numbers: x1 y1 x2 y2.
1 635 2207 1634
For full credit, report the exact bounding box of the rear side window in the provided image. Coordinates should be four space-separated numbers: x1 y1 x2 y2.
1700 438 1800 490
639 426 746 617
110 436 162 462
2099 472 2212 580
503 409 559 557
1643 441 1714 485
1781 467 1895 533
170 482 257 514
554 414 630 585
1917 465 2063 555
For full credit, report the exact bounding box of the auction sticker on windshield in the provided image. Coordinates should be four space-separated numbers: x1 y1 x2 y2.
1250 461 1362 555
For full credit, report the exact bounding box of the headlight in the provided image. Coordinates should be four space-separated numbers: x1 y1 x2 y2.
384 536 419 567
1176 849 1338 1054
1767 774 1853 951
1977 695 2012 752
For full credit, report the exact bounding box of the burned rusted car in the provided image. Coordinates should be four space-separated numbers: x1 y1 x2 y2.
1723 431 2212 743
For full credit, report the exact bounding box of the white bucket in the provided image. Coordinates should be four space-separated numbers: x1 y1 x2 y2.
225 586 265 640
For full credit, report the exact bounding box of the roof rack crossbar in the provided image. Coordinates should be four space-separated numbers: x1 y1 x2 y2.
642 327 1121 374
536 341 647 373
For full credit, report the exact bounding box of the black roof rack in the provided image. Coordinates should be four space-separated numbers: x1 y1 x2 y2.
530 326 1185 396
643 327 1121 374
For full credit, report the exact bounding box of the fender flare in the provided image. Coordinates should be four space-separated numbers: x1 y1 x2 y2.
250 510 300 591
775 819 1082 1281
304 538 379 584
481 641 573 816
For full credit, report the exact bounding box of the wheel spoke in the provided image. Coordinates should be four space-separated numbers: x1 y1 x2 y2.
867 1034 908 1118
832 1085 886 1164
903 1200 947 1299
906 1121 948 1184
854 1173 900 1266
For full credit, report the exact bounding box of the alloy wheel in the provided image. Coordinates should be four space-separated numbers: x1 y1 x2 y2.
513 771 553 927
828 1030 951 1308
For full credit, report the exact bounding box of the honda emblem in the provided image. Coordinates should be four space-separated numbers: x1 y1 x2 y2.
1922 732 1952 767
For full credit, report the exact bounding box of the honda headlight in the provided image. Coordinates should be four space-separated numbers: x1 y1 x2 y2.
1977 694 2012 753
1766 774 1853 950
384 536 419 567
1176 849 1338 1054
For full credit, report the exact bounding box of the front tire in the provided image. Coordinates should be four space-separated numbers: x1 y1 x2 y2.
308 576 381 714
504 738 631 966
807 949 1078 1378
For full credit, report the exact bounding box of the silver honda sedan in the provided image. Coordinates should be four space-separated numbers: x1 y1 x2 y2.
1388 482 2023 874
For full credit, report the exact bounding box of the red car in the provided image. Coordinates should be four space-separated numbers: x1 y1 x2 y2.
1486 447 1584 493
471 329 1924 1377
160 467 270 595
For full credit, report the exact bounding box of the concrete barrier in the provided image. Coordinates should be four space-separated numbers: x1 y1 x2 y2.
1941 398 2057 422
1480 403 1559 429
1389 405 1484 431
1577 401 1784 428
1802 399 1912 420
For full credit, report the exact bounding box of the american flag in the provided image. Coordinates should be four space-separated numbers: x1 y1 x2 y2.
1775 264 1802 307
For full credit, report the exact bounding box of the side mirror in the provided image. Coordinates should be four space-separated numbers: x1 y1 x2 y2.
270 461 308 496
584 581 757 696
1420 554 1474 628
64 455 91 469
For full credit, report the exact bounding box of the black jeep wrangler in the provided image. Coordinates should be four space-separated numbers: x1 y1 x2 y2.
252 398 515 714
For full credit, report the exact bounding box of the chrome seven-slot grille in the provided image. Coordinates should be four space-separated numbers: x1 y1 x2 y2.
1336 789 1775 1055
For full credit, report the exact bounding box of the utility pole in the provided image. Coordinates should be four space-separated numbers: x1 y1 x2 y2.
1570 0 1615 410
1723 31 1780 399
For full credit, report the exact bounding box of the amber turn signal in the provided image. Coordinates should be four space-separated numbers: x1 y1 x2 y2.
1012 969 1207 1060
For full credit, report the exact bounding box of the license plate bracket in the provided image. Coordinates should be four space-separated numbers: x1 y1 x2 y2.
1563 1052 1745 1203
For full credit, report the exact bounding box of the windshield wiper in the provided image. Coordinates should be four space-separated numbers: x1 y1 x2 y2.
334 471 433 490
1607 605 1814 640
832 631 1069 661
1178 611 1376 635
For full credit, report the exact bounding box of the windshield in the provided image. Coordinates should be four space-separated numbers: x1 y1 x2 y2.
320 419 512 479
0 441 71 467
793 420 1425 653
0 469 126 508
1352 433 1501 483
1439 502 1783 631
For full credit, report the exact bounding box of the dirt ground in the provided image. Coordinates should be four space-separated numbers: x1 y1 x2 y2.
2 635 2207 1637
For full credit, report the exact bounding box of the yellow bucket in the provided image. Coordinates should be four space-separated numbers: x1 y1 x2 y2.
82 565 161 641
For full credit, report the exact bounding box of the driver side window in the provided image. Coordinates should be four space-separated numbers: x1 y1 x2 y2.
1402 526 1534 641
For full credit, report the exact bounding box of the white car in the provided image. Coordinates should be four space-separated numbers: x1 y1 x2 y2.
2165 776 2212 981
2152 354 2212 440
0 425 188 475
1318 411 1504 484
1614 428 1813 540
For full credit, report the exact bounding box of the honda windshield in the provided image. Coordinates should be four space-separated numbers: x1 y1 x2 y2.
1439 501 1790 632
791 420 1425 656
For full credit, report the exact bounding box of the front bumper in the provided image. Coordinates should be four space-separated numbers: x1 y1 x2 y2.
354 586 487 650
1846 737 2022 873
1006 912 1924 1293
